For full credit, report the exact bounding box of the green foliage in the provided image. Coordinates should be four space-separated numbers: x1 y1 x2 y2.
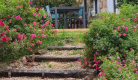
95 55 138 80
118 0 138 5
32 0 82 8
82 4 138 70
0 0 55 62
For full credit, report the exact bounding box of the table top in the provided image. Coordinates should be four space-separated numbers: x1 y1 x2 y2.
50 6 83 13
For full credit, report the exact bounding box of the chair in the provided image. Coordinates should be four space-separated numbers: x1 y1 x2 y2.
70 5 84 28
71 5 89 28
45 5 59 19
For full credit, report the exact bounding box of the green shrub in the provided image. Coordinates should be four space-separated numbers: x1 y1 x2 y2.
0 0 56 62
95 55 138 80
82 4 138 70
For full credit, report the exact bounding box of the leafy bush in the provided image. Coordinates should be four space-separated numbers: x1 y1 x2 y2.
0 0 56 62
95 54 138 80
82 4 138 70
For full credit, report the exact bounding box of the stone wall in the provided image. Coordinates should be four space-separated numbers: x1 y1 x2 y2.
100 0 107 12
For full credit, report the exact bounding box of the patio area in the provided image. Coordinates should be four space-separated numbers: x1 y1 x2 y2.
33 0 88 29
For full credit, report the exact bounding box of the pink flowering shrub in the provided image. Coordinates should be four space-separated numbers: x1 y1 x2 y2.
82 4 138 72
95 55 138 80
0 0 55 61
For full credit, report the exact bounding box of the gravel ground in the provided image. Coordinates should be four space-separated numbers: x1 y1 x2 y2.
5 61 81 70
42 50 84 57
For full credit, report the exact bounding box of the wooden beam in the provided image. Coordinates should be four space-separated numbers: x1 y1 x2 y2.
27 56 82 62
0 69 96 78
47 46 84 50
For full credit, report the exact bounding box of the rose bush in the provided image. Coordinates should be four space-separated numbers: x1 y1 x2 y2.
0 0 56 62
81 4 138 72
95 53 138 80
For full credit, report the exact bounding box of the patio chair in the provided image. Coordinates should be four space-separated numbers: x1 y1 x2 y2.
45 5 64 28
45 5 59 19
69 5 84 28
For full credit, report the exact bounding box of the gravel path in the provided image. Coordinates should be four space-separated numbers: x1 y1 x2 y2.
43 50 84 57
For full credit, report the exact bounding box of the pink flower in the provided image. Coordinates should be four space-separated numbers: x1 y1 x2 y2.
24 24 27 27
47 21 49 23
88 64 91 67
125 27 128 31
51 24 53 27
114 50 117 52
134 68 137 71
41 34 45 37
102 69 104 72
33 22 36 26
38 13 41 16
30 34 36 39
41 25 44 28
134 18 137 21
44 23 47 26
36 8 38 11
8 15 10 18
133 23 135 25
40 7 42 9
9 20 12 23
84 61 87 65
30 48 32 52
83 57 86 60
130 48 132 50
4 26 9 30
96 33 98 35
33 13 36 16
29 2 32 4
16 6 19 9
20 5 23 8
54 33 57 35
20 18 22 20
31 44 35 47
122 26 125 29
114 30 116 32
44 15 46 17
14 29 17 32
117 57 120 59
0 21 4 26
37 40 42 44
98 72 102 76
91 26 93 28
16 15 21 19
18 34 23 41
27 10 29 13
123 33 126 36
38 35 41 38
96 52 98 55
2 37 7 42
46 34 48 37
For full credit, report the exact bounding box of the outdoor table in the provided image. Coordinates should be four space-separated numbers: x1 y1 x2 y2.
50 7 86 29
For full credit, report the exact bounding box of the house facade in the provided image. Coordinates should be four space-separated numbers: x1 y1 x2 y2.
76 0 117 22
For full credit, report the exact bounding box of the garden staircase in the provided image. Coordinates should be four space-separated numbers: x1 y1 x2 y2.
0 46 96 80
